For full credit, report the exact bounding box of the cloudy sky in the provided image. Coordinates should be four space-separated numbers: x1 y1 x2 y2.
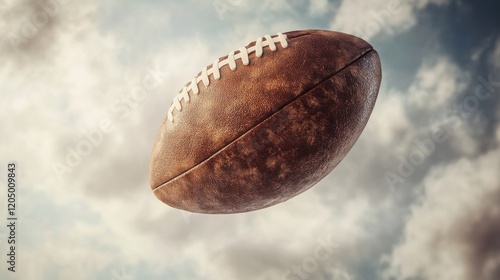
1 0 499 279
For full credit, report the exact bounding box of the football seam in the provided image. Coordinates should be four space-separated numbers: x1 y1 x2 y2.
152 48 374 192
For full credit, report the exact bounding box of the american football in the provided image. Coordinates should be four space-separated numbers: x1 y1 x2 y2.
149 29 382 214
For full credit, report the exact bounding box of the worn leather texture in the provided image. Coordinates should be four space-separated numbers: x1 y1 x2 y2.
149 30 382 213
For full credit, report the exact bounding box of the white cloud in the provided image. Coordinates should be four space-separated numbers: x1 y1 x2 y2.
308 0 331 16
330 0 452 40
364 56 471 157
184 194 374 280
407 57 467 112
0 1 183 278
398 55 485 158
367 89 411 149
384 138 500 280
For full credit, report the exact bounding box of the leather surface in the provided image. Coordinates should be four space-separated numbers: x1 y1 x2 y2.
149 30 382 213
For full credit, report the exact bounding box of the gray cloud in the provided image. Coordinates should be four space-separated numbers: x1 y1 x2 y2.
460 187 500 280
1 0 74 65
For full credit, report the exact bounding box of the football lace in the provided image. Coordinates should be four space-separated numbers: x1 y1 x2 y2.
167 32 289 123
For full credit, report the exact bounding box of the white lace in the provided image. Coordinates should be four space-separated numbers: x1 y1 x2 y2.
167 32 288 123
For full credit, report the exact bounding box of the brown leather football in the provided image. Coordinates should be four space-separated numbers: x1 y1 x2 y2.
149 29 381 214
